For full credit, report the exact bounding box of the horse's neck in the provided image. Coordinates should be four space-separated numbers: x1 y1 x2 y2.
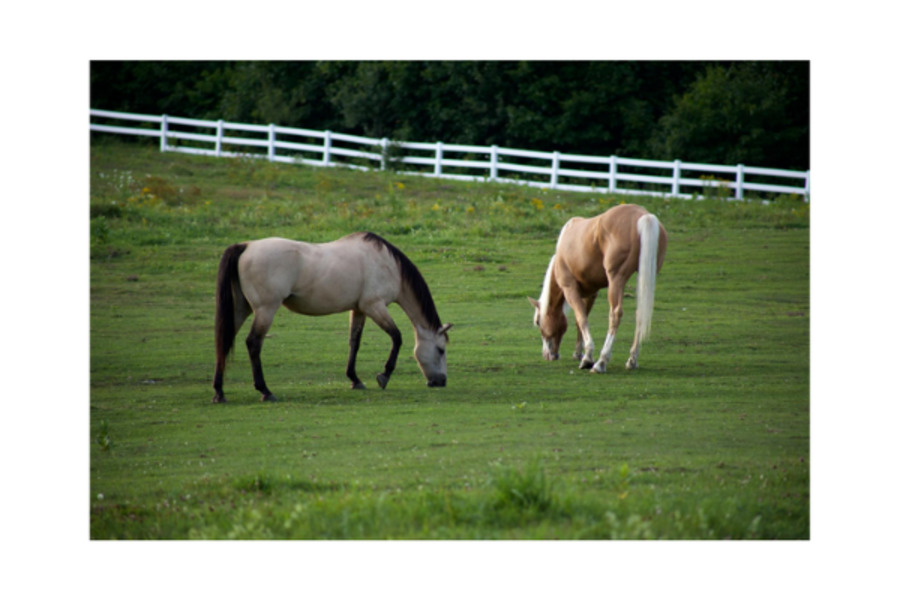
546 275 567 316
395 286 431 335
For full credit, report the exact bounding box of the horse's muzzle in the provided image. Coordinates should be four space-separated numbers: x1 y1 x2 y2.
427 375 447 387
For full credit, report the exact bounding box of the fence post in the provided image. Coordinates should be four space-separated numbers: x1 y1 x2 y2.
215 120 224 157
735 164 745 200
323 131 332 166
804 170 810 202
609 155 618 193
671 159 681 196
381 138 389 171
550 151 560 189
268 124 276 161
434 142 443 177
160 114 168 152
490 145 498 181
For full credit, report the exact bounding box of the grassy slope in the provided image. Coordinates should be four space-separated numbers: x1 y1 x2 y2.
90 139 809 539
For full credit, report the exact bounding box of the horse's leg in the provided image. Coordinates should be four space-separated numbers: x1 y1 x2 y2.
346 310 367 390
246 306 279 402
573 293 597 361
625 296 644 371
212 292 251 403
364 303 403 390
594 276 625 374
626 332 641 371
573 329 584 362
561 287 595 370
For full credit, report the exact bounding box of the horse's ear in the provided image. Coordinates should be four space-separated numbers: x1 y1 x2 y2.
528 297 540 309
438 323 453 337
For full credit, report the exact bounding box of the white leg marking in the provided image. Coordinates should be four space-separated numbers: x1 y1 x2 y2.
600 332 615 362
592 332 615 373
578 330 595 369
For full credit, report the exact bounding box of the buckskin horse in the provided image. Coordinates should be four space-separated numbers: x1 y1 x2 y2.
529 204 667 373
213 232 452 403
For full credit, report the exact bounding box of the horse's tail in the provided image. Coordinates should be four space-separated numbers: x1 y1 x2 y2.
215 243 248 372
635 213 661 344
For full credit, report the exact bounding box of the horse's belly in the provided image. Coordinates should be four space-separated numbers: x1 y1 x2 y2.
282 293 356 316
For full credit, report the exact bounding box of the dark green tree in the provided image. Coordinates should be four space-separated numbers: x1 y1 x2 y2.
650 62 809 170
90 61 231 117
218 61 342 129
90 61 809 169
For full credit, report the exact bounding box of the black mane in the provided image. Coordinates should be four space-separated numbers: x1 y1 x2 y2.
361 232 443 331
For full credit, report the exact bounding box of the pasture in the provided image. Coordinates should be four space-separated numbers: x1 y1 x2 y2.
89 139 809 539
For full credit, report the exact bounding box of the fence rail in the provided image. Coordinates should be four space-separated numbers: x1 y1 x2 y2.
90 109 810 201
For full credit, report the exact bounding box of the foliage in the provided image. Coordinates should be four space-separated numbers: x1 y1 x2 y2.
90 141 809 539
651 63 810 169
90 61 809 170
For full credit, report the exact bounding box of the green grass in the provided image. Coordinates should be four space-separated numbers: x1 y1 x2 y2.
90 138 809 539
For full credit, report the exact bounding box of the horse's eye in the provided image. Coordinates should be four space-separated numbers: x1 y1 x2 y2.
437 347 445 356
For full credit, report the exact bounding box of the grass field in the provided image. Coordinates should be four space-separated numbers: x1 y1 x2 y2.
89 139 809 539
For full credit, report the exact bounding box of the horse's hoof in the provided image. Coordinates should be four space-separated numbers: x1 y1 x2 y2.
212 394 227 404
579 358 594 370
376 373 389 389
592 361 607 374
352 381 367 390
626 358 638 371
260 393 279 402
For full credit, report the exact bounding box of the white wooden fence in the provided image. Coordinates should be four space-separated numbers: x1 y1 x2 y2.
90 109 810 201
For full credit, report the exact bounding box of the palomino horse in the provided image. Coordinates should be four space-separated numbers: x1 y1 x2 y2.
529 204 667 373
213 232 452 403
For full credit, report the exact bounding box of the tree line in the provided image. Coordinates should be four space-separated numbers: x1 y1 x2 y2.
91 61 809 171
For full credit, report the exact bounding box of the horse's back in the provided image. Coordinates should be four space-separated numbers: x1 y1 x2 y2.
554 216 609 289
237 238 305 307
596 204 667 274
238 235 399 316
240 238 308 281
556 205 661 289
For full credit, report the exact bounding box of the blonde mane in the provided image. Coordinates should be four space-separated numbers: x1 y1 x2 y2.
537 219 574 322
537 253 556 324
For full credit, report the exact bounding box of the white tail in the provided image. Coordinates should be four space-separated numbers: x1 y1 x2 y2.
635 214 660 344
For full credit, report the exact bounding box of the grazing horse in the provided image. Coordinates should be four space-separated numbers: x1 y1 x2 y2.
528 204 667 373
213 232 452 403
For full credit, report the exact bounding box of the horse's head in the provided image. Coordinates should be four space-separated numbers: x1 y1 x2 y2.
414 323 453 387
529 297 567 361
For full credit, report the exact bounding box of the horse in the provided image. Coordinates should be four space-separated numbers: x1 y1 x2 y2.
528 204 667 373
212 232 453 403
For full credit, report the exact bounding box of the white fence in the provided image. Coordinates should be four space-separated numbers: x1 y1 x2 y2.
90 109 810 201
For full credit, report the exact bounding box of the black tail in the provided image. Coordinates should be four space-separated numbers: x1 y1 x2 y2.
214 243 248 378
